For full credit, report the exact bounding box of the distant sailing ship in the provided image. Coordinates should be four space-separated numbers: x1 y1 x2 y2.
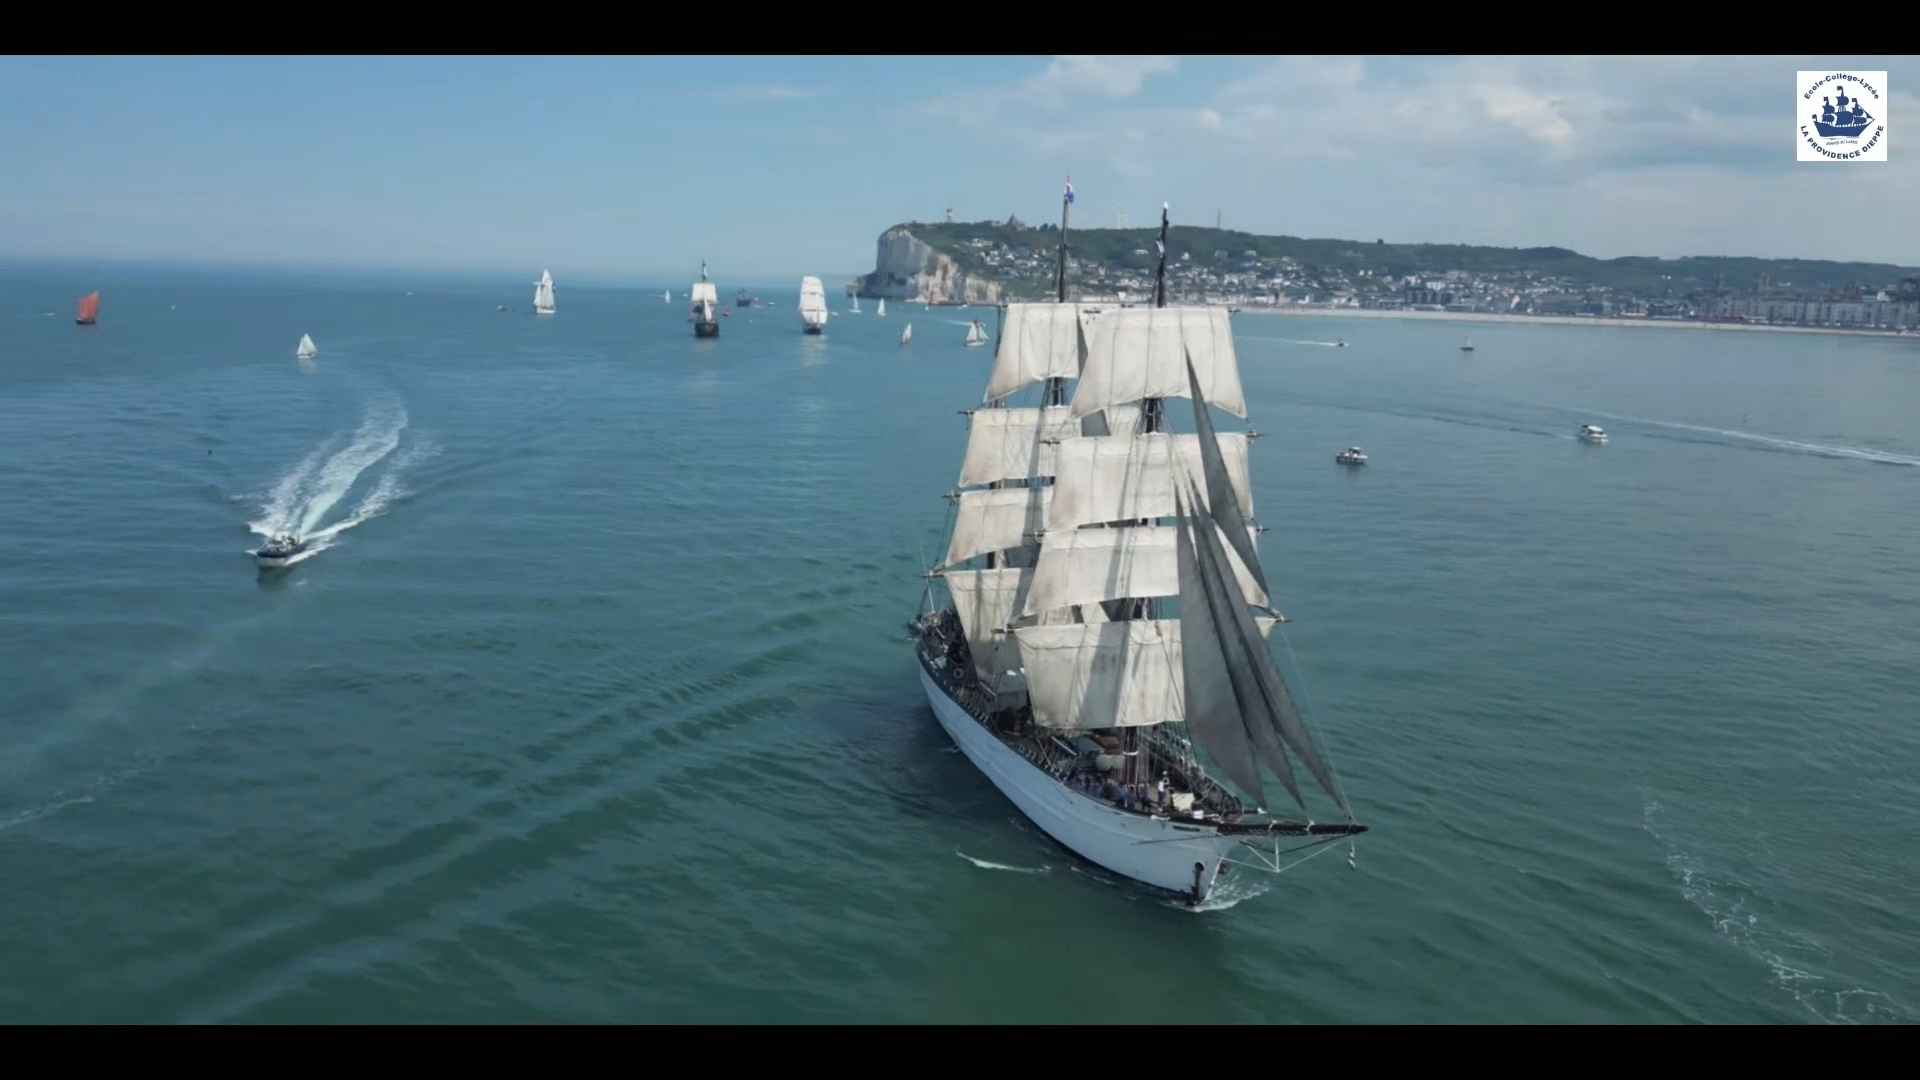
909 190 1366 907
901 322 912 346
534 270 556 315
850 296 862 315
964 319 987 347
690 262 720 337
663 290 671 303
736 288 758 308
877 298 886 318
296 333 317 359
798 276 829 334
75 291 99 326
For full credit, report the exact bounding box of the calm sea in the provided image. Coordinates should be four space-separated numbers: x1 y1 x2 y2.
1 266 1915 1023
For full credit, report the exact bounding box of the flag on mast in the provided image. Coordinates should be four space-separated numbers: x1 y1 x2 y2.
1064 177 1075 205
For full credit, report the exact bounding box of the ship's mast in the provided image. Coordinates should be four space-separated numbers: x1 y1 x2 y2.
1145 203 1170 434
1123 203 1174 623
1043 179 1073 410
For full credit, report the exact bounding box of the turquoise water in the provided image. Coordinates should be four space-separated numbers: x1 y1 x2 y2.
2 268 1916 1023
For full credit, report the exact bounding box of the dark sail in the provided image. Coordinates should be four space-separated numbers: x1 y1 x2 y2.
1173 482 1273 805
1183 354 1268 596
1174 483 1305 810
1182 466 1346 812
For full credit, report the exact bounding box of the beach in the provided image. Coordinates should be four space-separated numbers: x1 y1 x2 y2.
1239 304 1915 340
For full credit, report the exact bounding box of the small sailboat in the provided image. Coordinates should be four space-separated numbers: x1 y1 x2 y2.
75 291 99 326
1460 335 1474 352
534 270 556 315
663 290 671 303
964 319 987 347
691 262 720 337
850 296 862 315
296 333 317 359
901 322 912 346
877 298 887 318
798 276 829 334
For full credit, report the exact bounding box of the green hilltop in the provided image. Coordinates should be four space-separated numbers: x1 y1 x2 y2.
894 219 1920 299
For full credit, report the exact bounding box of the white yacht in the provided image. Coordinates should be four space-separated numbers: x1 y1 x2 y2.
1577 424 1607 443
1335 446 1368 465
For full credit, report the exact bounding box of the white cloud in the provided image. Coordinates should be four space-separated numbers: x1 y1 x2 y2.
1031 55 1178 102
922 55 1920 263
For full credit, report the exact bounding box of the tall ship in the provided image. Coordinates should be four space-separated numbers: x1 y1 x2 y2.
690 262 719 337
735 288 758 308
909 188 1366 907
533 269 556 315
798 276 829 334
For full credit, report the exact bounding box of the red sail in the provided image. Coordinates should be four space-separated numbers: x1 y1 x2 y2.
76 292 99 323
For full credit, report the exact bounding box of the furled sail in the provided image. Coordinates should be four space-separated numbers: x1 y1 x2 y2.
984 303 1095 403
1047 432 1251 533
1173 476 1346 813
1070 306 1246 419
1019 524 1266 618
941 487 1051 569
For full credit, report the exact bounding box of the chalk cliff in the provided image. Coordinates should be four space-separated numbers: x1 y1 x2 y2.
853 226 1005 305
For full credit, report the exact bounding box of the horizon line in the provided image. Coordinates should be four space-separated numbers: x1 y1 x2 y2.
0 254 874 289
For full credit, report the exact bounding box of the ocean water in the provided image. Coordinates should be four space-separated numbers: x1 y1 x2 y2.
2 268 1916 1024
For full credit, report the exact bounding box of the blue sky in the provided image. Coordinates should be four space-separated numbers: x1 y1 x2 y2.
3 55 1916 283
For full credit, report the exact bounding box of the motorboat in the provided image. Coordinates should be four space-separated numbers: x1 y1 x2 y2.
1577 424 1607 443
1335 446 1368 465
254 534 309 568
1335 340 1347 347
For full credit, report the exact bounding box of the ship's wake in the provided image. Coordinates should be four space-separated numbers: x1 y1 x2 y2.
1641 793 1913 1023
955 849 1050 875
248 394 426 562
1559 409 1920 467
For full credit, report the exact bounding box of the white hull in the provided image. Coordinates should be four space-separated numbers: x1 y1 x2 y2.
918 664 1237 902
534 306 555 316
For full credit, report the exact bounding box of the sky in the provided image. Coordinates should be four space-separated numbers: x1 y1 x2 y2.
3 55 1916 283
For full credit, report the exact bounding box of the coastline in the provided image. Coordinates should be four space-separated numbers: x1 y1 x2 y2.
1235 305 1915 340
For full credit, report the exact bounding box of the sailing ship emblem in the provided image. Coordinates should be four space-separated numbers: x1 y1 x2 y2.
1811 84 1876 138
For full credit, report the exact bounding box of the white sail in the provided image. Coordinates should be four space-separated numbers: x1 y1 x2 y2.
940 487 1052 569
1012 617 1281 730
664 290 671 302
1070 306 1244 419
534 270 556 314
877 298 886 317
902 323 912 345
798 276 829 330
1019 524 1267 619
985 303 1096 403
946 567 1033 680
850 297 861 314
295 333 317 359
1045 432 1253 533
965 320 987 347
